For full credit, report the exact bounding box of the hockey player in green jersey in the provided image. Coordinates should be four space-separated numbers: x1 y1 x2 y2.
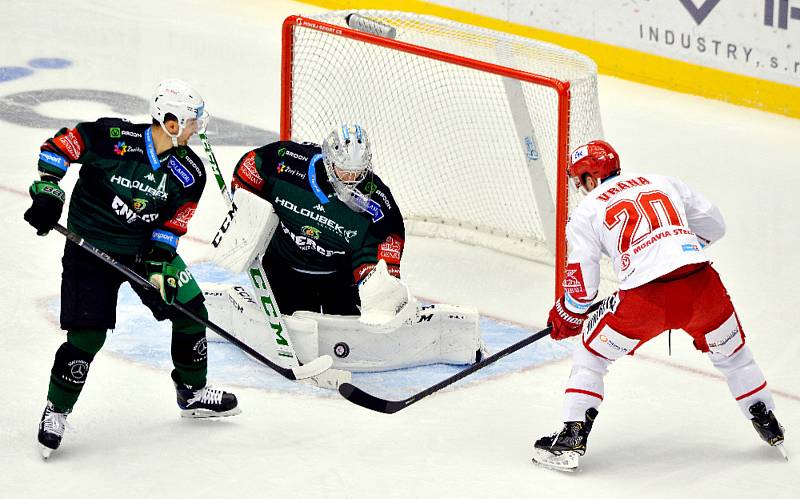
24 79 240 459
230 124 405 316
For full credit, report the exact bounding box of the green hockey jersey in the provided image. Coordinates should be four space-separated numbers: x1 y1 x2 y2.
231 140 405 283
38 118 206 255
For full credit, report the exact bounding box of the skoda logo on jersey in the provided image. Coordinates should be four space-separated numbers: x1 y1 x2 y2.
168 156 195 187
364 181 378 194
302 225 321 240
132 198 148 212
109 127 121 138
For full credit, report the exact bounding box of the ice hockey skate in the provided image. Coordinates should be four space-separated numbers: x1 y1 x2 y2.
38 401 70 459
749 401 787 460
173 371 241 418
532 408 598 472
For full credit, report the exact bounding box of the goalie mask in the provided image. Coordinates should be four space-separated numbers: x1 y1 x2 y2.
150 78 209 146
569 139 620 191
322 124 374 212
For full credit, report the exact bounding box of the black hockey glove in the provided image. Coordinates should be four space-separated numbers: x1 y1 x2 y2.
23 180 65 236
144 245 180 305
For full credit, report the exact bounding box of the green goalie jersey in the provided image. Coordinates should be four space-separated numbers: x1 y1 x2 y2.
37 118 206 255
231 140 405 283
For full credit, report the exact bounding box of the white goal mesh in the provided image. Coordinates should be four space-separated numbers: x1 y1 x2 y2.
282 11 611 296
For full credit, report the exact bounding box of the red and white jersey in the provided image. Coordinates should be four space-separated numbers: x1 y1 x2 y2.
563 172 726 302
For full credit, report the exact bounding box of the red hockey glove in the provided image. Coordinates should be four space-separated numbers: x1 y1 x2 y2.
547 295 589 340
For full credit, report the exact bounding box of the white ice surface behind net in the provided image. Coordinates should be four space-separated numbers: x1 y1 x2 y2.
1 1 799 498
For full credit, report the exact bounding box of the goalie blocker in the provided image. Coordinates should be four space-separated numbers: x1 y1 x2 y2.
203 260 484 372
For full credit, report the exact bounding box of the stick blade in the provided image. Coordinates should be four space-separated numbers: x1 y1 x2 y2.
291 355 333 380
338 383 408 414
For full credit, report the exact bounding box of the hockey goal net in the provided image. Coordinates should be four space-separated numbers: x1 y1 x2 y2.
281 11 608 297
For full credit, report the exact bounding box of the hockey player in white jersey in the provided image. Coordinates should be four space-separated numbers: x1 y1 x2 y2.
532 140 785 471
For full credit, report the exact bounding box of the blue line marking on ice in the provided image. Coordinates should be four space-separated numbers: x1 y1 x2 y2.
27 57 72 69
0 66 34 82
47 262 573 398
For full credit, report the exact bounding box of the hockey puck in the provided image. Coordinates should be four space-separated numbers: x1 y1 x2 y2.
333 342 350 358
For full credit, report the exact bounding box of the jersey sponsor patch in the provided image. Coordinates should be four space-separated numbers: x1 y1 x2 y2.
53 128 84 160
702 313 744 356
151 229 179 249
237 151 264 190
168 156 195 187
164 201 197 234
563 263 588 299
39 151 69 171
111 195 158 224
378 235 403 264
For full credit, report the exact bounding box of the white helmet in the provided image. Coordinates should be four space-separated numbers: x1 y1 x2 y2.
150 78 209 145
321 124 373 211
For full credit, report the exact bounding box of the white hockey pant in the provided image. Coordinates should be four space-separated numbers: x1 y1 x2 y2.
708 345 775 419
562 342 610 422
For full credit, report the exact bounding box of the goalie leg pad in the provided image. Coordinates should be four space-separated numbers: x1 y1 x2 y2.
202 283 312 365
212 189 279 274
292 303 481 372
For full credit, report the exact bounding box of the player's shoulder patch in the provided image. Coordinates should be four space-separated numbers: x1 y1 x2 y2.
363 174 398 214
87 118 147 153
168 147 205 188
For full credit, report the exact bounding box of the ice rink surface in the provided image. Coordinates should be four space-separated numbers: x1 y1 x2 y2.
1 1 799 497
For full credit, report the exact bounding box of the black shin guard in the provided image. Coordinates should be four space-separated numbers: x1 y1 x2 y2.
48 335 102 412
171 307 208 387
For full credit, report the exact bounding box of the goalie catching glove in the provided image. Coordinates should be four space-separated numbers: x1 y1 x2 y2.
144 245 179 305
24 179 65 236
358 259 417 330
548 294 590 340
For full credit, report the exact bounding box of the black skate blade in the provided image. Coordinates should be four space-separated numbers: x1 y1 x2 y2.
532 449 580 472
181 406 242 419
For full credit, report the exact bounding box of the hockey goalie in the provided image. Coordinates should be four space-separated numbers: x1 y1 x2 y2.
206 125 486 372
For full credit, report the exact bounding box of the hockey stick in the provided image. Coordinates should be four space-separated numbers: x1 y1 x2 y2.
338 301 603 414
53 223 332 381
199 132 302 362
198 133 348 387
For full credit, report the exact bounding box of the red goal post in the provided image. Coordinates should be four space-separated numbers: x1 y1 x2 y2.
281 11 605 298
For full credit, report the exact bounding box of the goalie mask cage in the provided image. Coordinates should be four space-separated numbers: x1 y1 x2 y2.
281 11 606 297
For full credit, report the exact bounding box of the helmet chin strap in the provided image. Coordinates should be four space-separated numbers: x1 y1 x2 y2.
158 121 181 147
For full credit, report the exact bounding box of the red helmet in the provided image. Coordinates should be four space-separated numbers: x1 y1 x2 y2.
568 139 620 190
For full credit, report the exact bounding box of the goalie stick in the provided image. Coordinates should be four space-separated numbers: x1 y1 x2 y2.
338 301 602 414
53 224 332 381
199 133 347 387
200 132 302 361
